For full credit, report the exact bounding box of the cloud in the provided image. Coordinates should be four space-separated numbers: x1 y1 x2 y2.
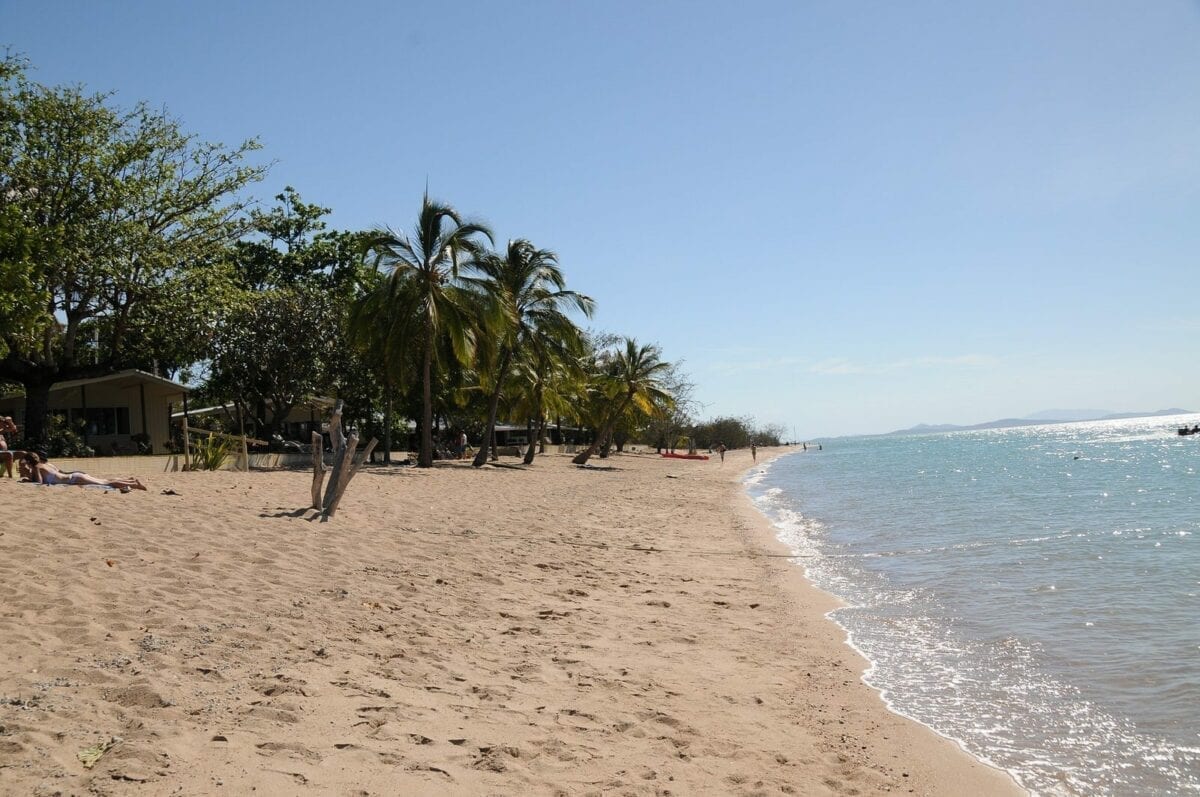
706 355 808 375
809 358 867 375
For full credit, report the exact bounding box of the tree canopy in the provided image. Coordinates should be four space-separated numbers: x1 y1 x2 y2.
0 55 267 444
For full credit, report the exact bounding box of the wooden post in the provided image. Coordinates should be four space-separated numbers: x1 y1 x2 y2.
310 431 325 509
182 392 192 469
181 418 191 471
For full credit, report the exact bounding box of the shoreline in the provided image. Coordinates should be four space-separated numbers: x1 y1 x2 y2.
736 448 1026 795
1 446 1023 794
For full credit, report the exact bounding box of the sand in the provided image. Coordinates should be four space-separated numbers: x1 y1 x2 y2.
0 447 1023 795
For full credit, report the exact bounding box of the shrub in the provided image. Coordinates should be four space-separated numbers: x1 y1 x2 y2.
189 434 235 471
41 415 94 458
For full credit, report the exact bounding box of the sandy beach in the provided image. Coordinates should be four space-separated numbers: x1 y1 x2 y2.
0 447 1022 795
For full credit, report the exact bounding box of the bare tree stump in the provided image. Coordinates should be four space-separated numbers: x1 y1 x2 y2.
310 399 378 520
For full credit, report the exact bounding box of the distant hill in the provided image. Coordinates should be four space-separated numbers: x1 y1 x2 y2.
886 408 1194 437
1023 409 1113 422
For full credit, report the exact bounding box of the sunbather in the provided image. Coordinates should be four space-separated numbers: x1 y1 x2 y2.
22 452 147 492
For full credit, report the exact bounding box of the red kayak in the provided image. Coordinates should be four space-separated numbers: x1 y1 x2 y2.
661 452 710 460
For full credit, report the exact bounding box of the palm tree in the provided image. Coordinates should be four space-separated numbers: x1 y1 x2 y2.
347 269 418 464
572 338 673 466
363 194 492 467
468 239 593 467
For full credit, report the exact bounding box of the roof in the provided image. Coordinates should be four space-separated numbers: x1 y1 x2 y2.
44 369 188 394
171 396 336 419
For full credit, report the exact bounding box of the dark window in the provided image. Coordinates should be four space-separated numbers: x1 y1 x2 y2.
67 407 131 436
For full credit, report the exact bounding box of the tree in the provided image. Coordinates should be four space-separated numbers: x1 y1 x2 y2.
347 267 420 463
571 338 673 465
636 363 697 452
205 188 366 439
468 239 593 467
362 194 492 467
0 56 267 445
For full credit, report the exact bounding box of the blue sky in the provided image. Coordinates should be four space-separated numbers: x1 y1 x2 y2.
6 1 1199 436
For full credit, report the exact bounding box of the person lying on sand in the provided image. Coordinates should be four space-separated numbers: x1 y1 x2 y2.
21 452 147 493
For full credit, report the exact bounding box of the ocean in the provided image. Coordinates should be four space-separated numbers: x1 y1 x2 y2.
745 414 1200 796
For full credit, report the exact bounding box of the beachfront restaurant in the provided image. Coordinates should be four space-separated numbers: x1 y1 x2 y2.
0 369 188 455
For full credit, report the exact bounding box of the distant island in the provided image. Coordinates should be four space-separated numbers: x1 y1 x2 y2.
886 408 1195 437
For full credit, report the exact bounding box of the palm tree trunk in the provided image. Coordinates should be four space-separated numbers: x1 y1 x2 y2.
571 395 632 465
382 391 393 465
473 349 511 467
419 338 433 468
524 418 541 464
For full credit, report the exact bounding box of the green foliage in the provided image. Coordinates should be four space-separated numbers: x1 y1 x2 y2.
205 189 369 439
363 193 493 467
689 416 783 449
572 337 674 464
468 238 593 466
42 415 94 458
189 433 235 471
0 55 267 444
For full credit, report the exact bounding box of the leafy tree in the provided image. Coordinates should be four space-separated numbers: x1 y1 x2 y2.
363 194 492 467
635 363 697 452
468 239 593 467
0 56 267 445
572 338 673 465
205 189 367 439
688 415 783 449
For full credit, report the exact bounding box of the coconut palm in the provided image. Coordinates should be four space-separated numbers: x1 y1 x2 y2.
572 338 673 466
467 239 593 467
363 194 492 467
347 268 419 464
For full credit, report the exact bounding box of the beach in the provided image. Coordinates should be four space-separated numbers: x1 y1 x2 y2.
0 448 1021 795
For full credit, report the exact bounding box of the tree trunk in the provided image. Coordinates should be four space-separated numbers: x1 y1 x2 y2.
473 350 511 467
21 379 54 450
419 338 433 467
571 395 632 465
524 415 543 465
382 392 393 465
490 426 499 461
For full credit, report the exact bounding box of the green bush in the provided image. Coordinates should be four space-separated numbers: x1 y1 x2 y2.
44 415 94 458
190 434 235 471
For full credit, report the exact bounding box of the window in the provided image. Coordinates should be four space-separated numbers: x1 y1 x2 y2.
66 407 131 436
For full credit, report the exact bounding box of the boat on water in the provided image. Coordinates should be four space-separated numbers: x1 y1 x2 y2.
1178 425 1200 436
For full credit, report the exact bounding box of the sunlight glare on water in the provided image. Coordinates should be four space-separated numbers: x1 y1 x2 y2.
747 414 1200 796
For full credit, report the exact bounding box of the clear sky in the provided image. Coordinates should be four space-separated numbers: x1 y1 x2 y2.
5 1 1199 437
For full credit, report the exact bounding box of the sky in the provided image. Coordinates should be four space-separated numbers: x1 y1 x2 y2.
5 0 1199 437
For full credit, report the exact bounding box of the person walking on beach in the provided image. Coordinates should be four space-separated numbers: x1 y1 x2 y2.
751 443 757 462
718 442 726 463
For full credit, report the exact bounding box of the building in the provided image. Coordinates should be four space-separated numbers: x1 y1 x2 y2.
171 397 335 441
0 369 188 455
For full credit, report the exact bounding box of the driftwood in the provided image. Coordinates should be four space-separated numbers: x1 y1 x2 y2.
311 400 378 521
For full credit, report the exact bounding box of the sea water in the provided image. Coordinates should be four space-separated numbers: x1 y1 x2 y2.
745 415 1200 796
